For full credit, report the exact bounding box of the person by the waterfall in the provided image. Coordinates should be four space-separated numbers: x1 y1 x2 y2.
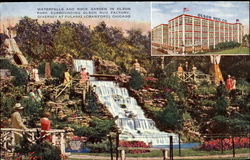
11 103 28 143
35 85 43 102
40 112 52 142
177 63 183 78
192 64 197 82
80 67 89 102
226 75 233 91
32 65 40 82
80 67 87 85
64 68 72 86
231 76 236 90
29 88 39 102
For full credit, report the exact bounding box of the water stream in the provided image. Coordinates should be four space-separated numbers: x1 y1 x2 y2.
73 59 179 146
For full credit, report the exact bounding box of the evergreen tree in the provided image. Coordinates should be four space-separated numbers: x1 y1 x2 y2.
128 69 144 90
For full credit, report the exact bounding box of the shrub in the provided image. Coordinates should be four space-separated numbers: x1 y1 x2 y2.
51 63 67 79
16 140 62 160
72 117 114 143
21 98 44 127
214 41 241 50
0 59 28 86
119 140 150 154
214 97 228 115
128 69 144 90
156 93 183 131
84 140 111 153
200 137 250 151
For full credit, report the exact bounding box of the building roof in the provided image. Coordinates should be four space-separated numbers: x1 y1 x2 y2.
168 14 242 25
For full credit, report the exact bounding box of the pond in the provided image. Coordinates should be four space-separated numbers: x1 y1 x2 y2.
153 142 200 149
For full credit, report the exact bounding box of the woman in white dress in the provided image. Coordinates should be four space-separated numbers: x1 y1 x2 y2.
32 68 40 82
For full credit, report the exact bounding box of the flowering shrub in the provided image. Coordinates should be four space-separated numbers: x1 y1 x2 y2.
119 141 150 154
201 137 250 151
144 77 158 82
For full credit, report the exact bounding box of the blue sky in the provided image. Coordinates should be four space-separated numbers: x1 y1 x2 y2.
0 2 151 23
152 1 249 32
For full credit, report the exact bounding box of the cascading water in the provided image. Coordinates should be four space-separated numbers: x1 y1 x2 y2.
73 60 179 146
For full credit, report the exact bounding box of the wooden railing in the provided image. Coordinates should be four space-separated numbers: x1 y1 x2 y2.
0 128 65 156
175 71 212 83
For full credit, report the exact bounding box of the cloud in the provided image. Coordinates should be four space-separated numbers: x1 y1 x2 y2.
170 9 181 13
211 2 235 8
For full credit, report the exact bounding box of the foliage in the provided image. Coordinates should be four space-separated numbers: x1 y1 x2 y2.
21 98 44 127
84 140 111 153
15 17 92 62
0 86 26 121
214 41 241 50
0 59 28 86
201 137 250 151
156 93 183 131
119 141 150 154
85 92 99 114
51 62 67 80
72 117 114 143
241 34 249 47
15 139 62 160
214 97 228 115
128 69 144 90
212 113 250 134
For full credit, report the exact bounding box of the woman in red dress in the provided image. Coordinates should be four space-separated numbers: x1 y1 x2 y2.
226 75 232 91
40 112 52 142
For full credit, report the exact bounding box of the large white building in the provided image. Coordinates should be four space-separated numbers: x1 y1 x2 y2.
152 14 244 53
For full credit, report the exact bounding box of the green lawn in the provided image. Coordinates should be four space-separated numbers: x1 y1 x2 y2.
69 148 249 158
203 47 249 55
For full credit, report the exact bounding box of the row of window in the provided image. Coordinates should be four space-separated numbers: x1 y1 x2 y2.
170 16 240 28
169 38 240 46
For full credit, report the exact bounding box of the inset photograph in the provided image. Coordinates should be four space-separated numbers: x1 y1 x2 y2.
151 2 249 56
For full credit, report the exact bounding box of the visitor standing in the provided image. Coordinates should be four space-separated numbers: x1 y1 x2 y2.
226 75 233 91
177 63 183 78
80 67 89 102
192 64 197 82
40 112 52 142
64 68 72 86
29 88 39 102
32 65 40 82
36 85 43 102
183 61 189 79
11 103 28 143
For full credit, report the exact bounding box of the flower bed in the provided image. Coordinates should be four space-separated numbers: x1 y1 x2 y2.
200 137 250 151
119 141 150 154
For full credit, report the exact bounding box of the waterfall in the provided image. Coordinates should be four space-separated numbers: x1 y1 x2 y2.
91 81 179 146
74 60 178 146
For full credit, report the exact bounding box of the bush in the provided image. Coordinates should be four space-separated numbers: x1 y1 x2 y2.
51 62 67 80
0 59 28 86
119 140 150 154
84 140 111 153
0 86 26 123
72 117 114 143
128 69 144 90
214 97 228 115
15 139 62 160
201 137 250 151
214 41 241 50
156 93 183 131
21 98 44 127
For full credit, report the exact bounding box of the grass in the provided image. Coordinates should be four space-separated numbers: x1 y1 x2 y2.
204 47 249 55
69 148 250 158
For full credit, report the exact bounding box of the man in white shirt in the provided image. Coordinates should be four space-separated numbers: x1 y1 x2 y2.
11 103 28 143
